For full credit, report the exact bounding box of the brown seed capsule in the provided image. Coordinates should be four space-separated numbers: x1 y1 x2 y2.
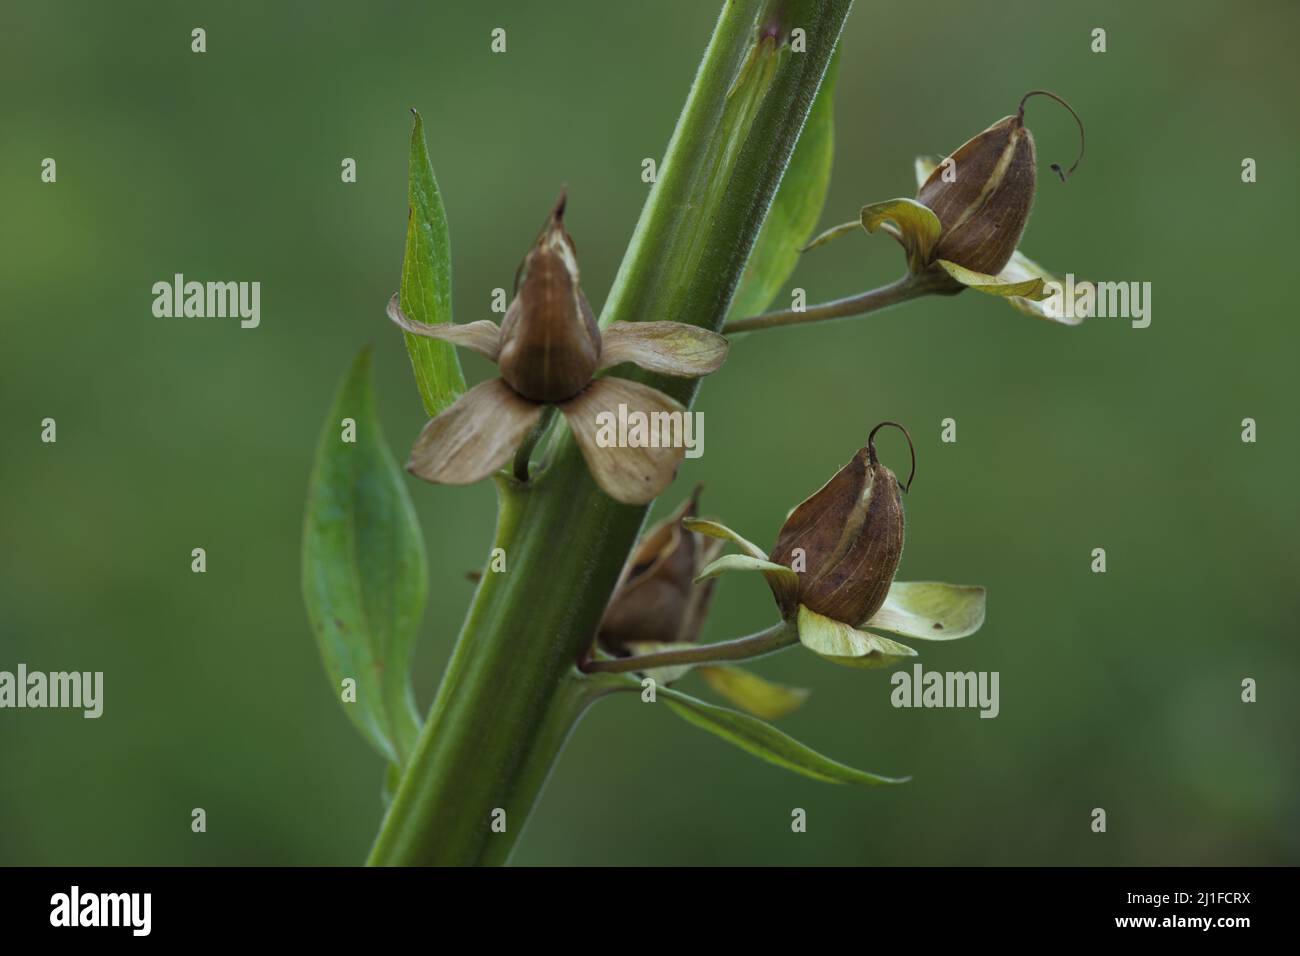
497 190 602 403
597 488 721 654
769 423 915 626
918 91 1084 276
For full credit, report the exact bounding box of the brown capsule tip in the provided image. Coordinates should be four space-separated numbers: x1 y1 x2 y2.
1016 90 1085 181
550 186 568 224
499 191 601 401
867 421 916 493
537 186 577 259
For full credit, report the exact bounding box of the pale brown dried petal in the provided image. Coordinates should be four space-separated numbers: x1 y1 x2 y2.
386 294 503 361
598 322 729 377
558 377 686 505
406 378 542 485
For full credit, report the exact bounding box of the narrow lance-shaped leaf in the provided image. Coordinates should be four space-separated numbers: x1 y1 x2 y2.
728 50 839 321
302 348 427 767
657 686 908 786
400 109 466 417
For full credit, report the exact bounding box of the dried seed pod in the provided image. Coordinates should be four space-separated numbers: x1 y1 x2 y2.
918 91 1084 276
769 422 915 626
597 488 721 654
497 190 602 403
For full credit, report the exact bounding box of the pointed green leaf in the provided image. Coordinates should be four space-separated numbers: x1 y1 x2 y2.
302 349 427 767
728 52 840 320
399 110 467 417
797 604 917 669
867 581 986 641
698 666 810 720
658 686 907 786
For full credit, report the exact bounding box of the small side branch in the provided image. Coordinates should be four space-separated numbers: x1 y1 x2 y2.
724 273 947 335
581 621 797 674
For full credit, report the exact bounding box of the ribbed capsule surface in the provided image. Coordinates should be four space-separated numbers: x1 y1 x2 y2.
769 444 906 627
917 115 1037 275
497 194 602 403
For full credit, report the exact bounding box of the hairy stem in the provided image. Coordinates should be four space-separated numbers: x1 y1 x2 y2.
368 0 852 867
582 621 796 674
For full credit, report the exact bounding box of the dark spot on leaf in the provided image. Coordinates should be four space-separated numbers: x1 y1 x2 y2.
933 622 944 629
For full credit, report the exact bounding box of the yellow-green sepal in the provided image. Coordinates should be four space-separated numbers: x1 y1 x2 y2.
695 551 800 619
913 155 939 188
935 258 1047 299
698 666 810 720
800 219 861 253
797 604 917 669
998 251 1087 326
866 581 986 641
682 517 767 560
860 198 942 274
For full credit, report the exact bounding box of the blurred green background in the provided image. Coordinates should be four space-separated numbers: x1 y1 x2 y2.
2 0 1297 866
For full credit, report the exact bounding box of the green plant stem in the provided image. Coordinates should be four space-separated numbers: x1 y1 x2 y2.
582 621 796 674
368 0 852 867
724 271 948 334
511 405 557 482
